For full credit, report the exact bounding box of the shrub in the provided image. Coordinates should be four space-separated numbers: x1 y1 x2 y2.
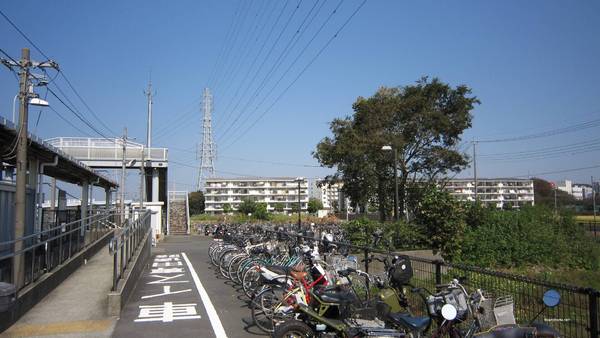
457 205 600 270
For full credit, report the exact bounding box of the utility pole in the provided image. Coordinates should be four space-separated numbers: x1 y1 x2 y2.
2 49 57 287
120 128 127 226
473 140 478 202
140 145 144 209
144 80 154 148
554 186 557 214
297 178 302 230
143 79 155 205
592 176 597 224
393 148 399 222
13 48 31 288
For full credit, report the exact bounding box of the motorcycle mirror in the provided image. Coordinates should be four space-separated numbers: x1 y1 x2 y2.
441 304 457 321
543 289 561 308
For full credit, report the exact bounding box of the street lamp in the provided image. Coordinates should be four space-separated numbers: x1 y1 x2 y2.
381 145 399 221
295 177 304 230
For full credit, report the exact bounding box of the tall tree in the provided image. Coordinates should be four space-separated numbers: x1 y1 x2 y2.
307 198 324 214
188 191 205 215
314 77 478 221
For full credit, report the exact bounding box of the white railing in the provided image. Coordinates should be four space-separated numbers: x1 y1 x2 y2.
45 137 168 161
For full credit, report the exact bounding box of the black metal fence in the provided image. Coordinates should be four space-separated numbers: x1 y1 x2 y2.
109 210 152 291
0 211 117 290
268 229 600 338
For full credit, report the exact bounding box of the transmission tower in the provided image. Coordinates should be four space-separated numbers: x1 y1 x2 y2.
197 88 216 191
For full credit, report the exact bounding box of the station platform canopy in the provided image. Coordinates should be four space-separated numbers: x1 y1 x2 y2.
0 117 117 189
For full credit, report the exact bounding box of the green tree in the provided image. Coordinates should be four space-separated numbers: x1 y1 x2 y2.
307 198 324 214
237 198 257 215
254 203 269 220
314 78 478 222
331 200 339 213
412 185 466 261
273 202 285 213
533 178 577 209
289 203 300 214
188 191 205 215
222 203 232 214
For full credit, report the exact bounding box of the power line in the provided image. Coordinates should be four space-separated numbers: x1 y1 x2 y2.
47 87 111 140
212 0 271 100
513 164 600 178
0 47 22 67
210 0 253 91
217 0 321 143
214 0 305 142
477 116 600 143
479 137 600 161
213 1 291 134
220 0 367 151
170 160 261 178
0 9 51 60
205 0 245 89
59 72 117 136
1 8 117 137
48 106 93 136
168 146 323 168
219 0 343 144
220 155 324 168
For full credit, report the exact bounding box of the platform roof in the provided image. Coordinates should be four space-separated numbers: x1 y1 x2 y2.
0 117 118 189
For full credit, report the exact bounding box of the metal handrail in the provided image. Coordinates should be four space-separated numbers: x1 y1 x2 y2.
110 210 152 291
0 209 118 290
0 212 117 248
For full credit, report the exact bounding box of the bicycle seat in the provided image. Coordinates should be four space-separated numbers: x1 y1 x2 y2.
290 270 308 280
388 313 431 331
264 265 291 276
314 287 357 304
474 325 536 338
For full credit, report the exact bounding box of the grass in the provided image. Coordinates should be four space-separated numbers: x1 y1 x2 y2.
189 212 341 225
575 215 600 223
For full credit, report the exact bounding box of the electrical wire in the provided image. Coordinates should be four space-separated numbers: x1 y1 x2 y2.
0 9 51 60
220 0 367 151
512 164 600 178
214 0 305 140
170 159 262 178
219 0 343 144
213 0 291 133
48 106 93 137
59 71 117 136
477 116 600 143
1 8 117 137
47 87 112 140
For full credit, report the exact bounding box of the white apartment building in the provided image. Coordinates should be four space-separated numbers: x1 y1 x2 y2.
204 177 309 214
557 180 573 195
313 180 346 212
557 180 594 200
444 178 535 208
572 183 593 200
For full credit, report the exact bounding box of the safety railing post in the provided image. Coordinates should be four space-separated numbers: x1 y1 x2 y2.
589 289 599 338
435 260 442 285
112 250 117 291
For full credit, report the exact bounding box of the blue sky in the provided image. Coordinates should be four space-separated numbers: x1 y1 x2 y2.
1 0 600 195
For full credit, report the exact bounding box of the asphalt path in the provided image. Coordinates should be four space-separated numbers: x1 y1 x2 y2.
113 236 268 338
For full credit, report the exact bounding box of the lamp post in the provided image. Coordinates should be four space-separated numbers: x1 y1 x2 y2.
295 177 304 230
382 145 399 221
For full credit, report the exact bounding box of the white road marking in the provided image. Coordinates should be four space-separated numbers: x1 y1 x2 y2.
141 286 192 299
181 252 228 338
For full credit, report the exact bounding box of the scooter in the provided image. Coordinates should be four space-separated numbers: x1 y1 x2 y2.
435 288 562 338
